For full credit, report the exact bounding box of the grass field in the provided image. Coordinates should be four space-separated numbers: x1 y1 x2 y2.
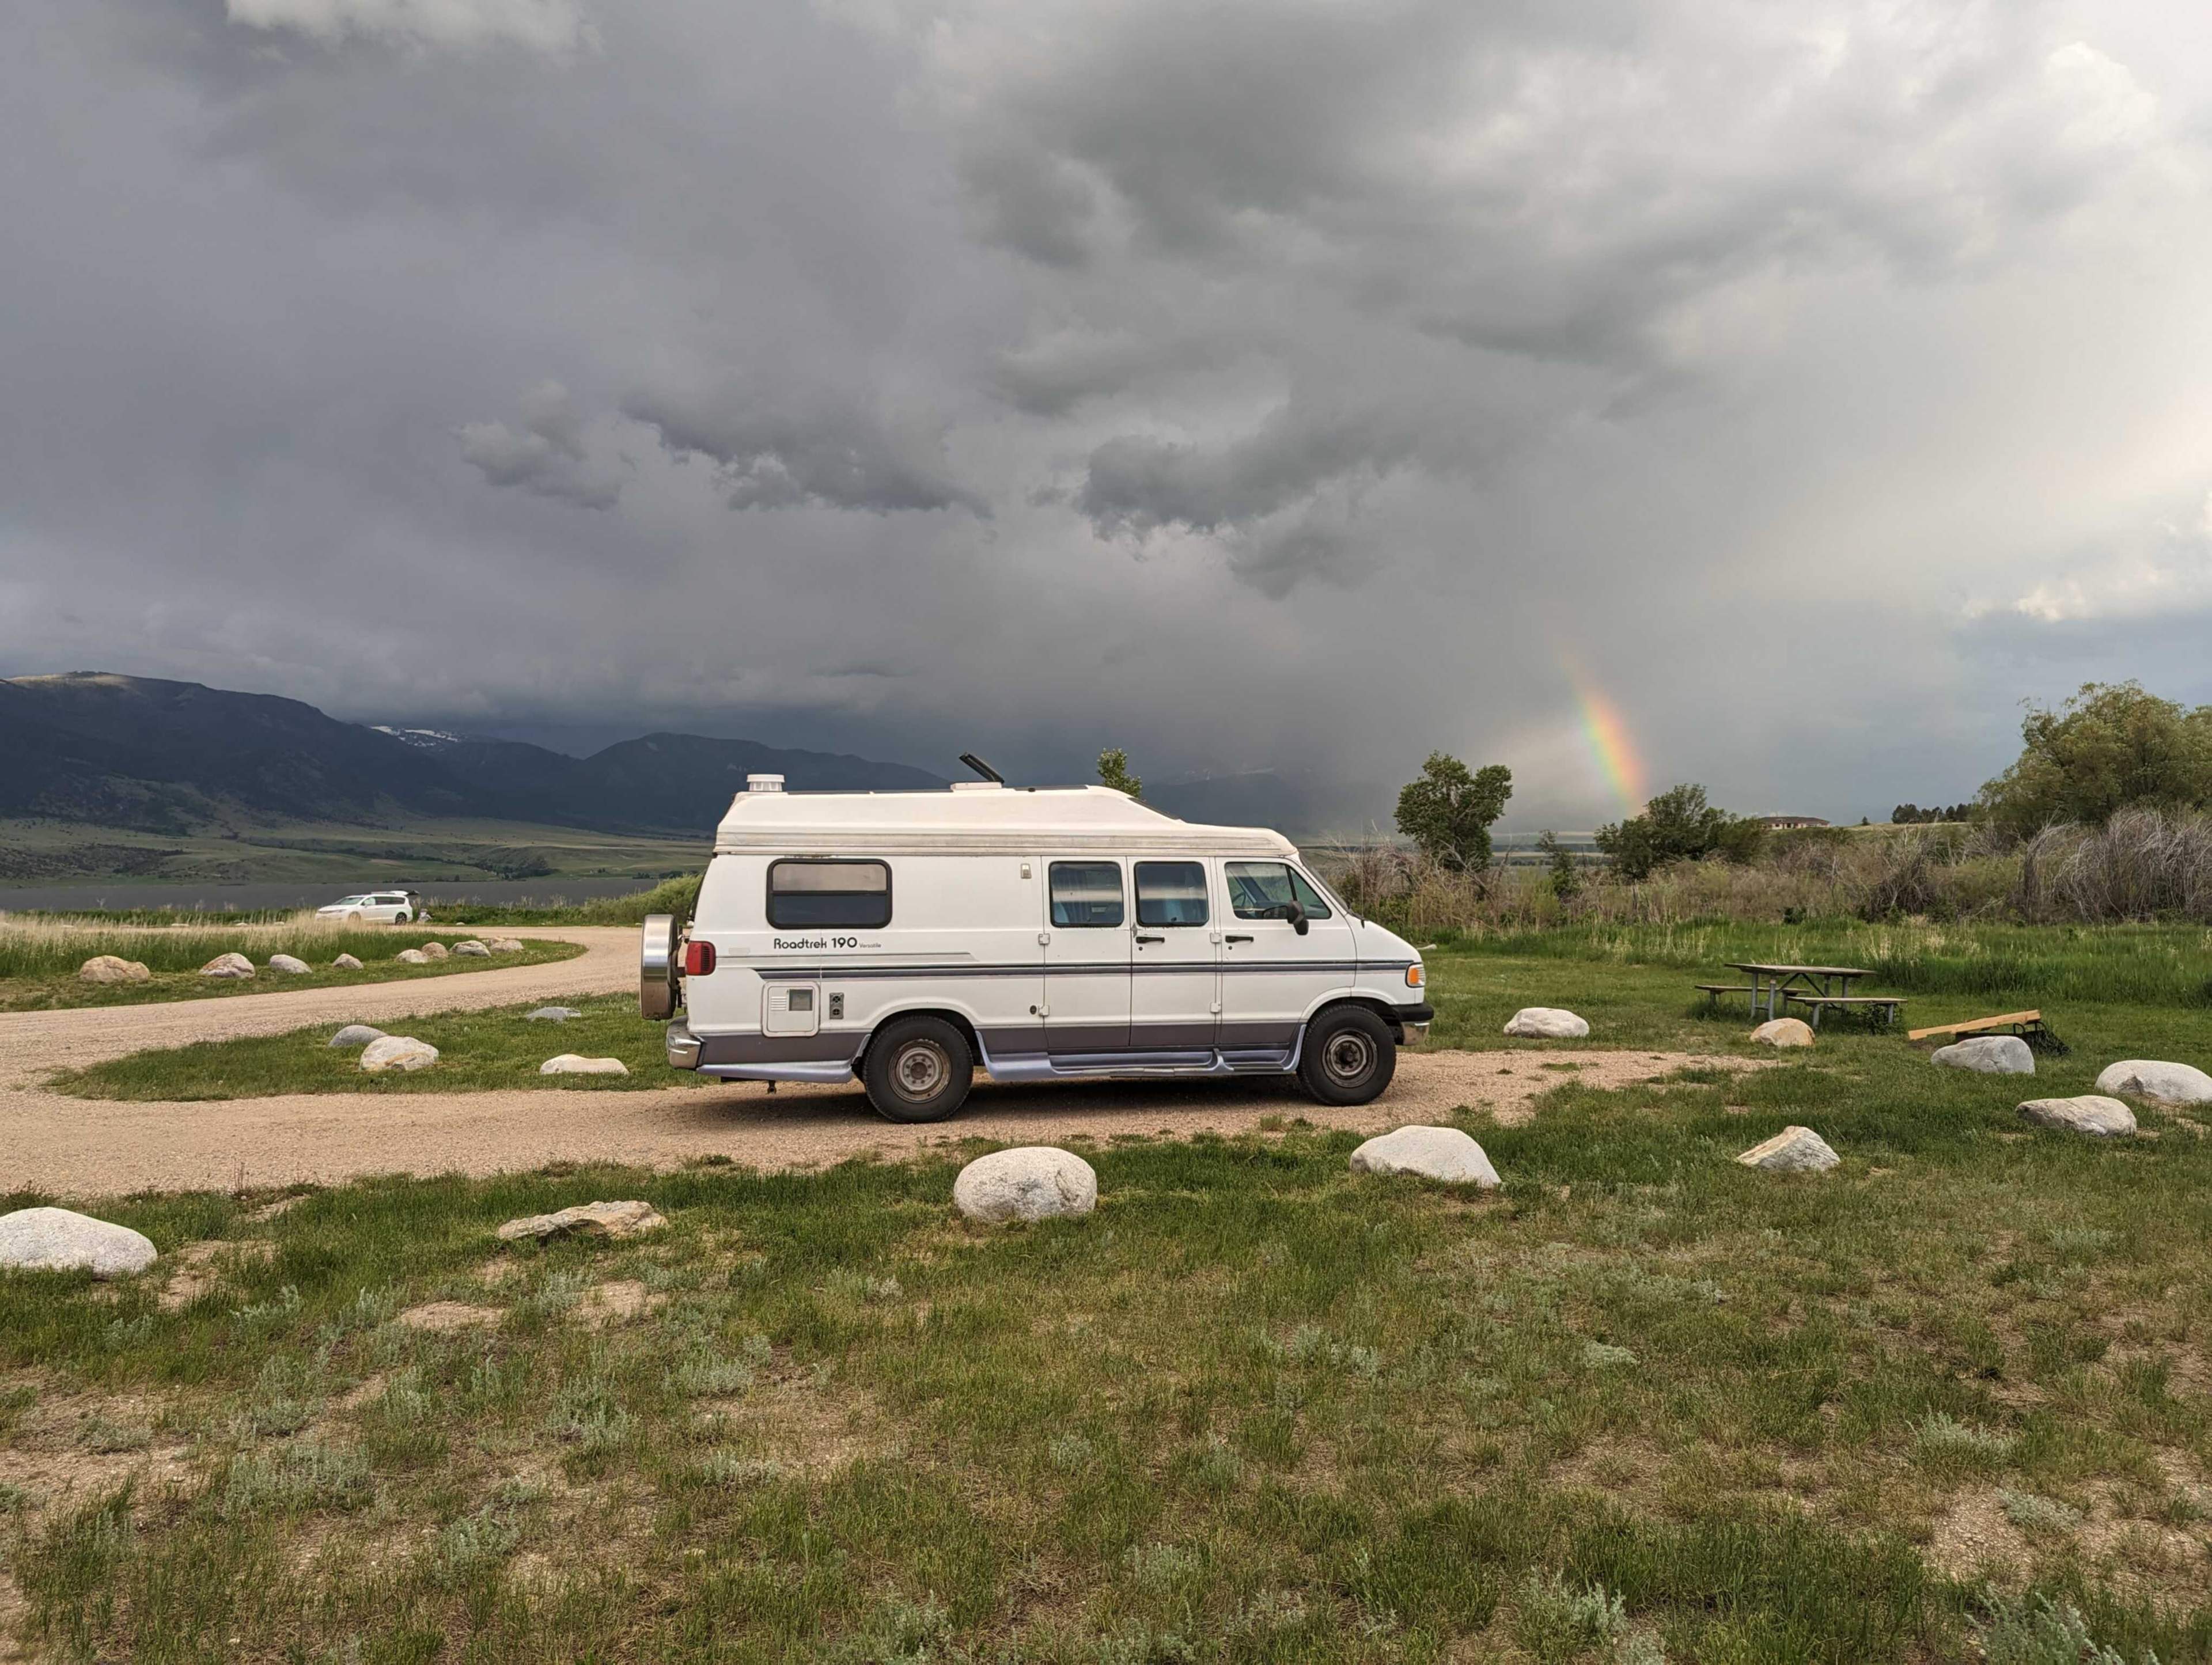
5 923 2211 1662
53 995 685 1099
0 922 584 1014
0 815 703 888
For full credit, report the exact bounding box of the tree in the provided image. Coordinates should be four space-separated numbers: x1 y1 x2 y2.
1394 752 1513 871
1978 682 2212 835
1594 783 1763 879
1096 748 1142 799
1537 828 1580 900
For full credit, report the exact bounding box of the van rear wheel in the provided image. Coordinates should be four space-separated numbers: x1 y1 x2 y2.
1298 1006 1396 1106
863 1017 974 1123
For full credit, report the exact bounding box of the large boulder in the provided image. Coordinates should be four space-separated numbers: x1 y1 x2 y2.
1348 1125 1501 1188
328 1024 385 1049
1737 1126 1840 1173
2018 1095 2137 1138
394 949 432 965
2094 1060 2212 1105
452 939 491 958
1503 1007 1589 1040
267 953 312 976
953 1148 1098 1224
497 1200 666 1242
0 1207 158 1278
1750 1018 1815 1048
416 940 450 962
488 938 526 954
359 1036 438 1073
540 1054 628 1076
332 953 364 970
1931 1036 2034 1075
527 1006 582 1022
78 954 150 985
199 953 255 980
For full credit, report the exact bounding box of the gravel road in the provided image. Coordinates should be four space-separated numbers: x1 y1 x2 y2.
2 927 1747 1198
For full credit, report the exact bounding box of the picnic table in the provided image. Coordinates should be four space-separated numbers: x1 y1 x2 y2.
1695 963 1903 1028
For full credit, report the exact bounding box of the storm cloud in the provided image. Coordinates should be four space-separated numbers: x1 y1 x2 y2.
5 0 2211 826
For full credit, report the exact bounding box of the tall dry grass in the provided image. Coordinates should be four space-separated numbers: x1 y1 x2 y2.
1317 809 2212 932
0 914 451 979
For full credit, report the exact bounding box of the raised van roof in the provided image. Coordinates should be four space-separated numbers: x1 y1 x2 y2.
713 784 1298 858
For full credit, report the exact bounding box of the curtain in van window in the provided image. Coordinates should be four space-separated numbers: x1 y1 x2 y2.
1135 862 1208 926
1050 862 1123 927
767 859 892 928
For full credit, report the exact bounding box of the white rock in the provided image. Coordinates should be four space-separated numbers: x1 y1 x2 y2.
394 949 431 965
1931 1036 2035 1075
1503 1007 1589 1039
1348 1125 1501 1188
332 953 364 970
199 953 255 979
488 938 526 954
453 939 491 957
328 1025 385 1048
953 1148 1099 1224
78 954 150 985
416 941 449 962
2018 1095 2137 1138
540 1054 628 1076
1750 1018 1815 1048
0 1207 158 1279
2094 1060 2212 1105
1737 1126 1840 1173
267 953 312 976
497 1200 666 1242
359 1036 438 1073
527 1006 582 1022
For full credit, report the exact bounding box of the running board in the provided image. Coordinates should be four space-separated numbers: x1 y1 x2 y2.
982 1047 1295 1083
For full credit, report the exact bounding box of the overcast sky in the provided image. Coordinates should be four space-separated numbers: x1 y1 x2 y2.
7 0 2212 826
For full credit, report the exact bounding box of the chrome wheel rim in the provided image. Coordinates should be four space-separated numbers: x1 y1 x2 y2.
1323 1030 1376 1087
894 1040 950 1100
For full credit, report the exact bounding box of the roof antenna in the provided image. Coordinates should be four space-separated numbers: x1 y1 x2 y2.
958 752 1005 784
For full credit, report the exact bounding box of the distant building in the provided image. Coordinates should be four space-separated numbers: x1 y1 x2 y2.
1754 814 1830 829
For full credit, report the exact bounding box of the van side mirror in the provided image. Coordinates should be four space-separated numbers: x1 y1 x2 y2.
1287 900 1309 936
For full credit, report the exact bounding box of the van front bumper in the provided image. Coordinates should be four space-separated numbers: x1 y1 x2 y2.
1391 1001 1434 1046
665 1019 702 1070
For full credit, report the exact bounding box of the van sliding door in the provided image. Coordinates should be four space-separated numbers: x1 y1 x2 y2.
1042 859 1131 1056
1130 860 1218 1055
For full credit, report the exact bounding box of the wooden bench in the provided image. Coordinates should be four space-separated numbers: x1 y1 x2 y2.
1907 1009 2041 1043
1783 993 1906 1029
1907 1009 2064 1053
1694 983 1755 1010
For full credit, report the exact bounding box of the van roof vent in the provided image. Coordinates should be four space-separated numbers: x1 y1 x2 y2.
745 774 785 793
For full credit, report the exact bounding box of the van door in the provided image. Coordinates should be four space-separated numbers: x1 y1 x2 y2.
1218 860 1355 1060
1130 859 1219 1055
1043 859 1131 1056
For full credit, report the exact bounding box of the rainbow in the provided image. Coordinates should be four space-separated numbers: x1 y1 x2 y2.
1559 658 1646 814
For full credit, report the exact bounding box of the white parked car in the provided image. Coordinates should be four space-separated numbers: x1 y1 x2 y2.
316 890 427 924
640 776 1429 1122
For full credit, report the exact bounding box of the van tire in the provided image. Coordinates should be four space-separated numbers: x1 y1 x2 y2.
862 1016 974 1123
1297 1006 1396 1106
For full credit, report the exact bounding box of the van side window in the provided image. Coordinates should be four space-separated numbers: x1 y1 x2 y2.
767 859 892 928
1225 862 1334 921
1135 862 1208 927
1050 862 1123 927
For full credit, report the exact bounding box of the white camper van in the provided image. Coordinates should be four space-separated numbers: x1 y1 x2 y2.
639 776 1431 1122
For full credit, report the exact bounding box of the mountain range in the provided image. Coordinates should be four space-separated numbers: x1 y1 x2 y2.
0 673 948 836
0 672 1385 841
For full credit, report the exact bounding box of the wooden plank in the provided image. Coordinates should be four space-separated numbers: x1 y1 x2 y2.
1907 1009 2040 1042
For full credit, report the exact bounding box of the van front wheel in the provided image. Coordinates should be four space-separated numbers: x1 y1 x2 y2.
1298 1006 1396 1106
863 1017 974 1123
